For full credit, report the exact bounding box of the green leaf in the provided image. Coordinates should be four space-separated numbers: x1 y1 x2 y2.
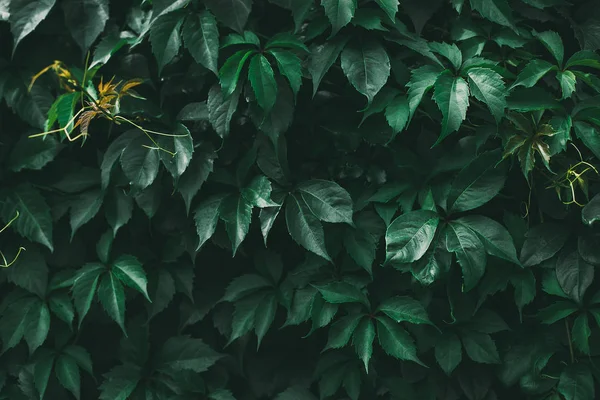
456 215 519 265
285 194 331 261
433 70 470 142
446 222 487 291
8 135 62 172
538 301 578 324
461 331 500 364
69 189 103 240
375 0 398 20
182 11 219 74
254 293 278 349
229 293 262 343
269 49 303 95
249 54 278 112
377 296 432 325
297 180 353 224
0 297 36 350
511 269 536 317
385 95 410 135
557 70 577 99
447 150 506 213
0 183 53 251
98 364 140 400
340 38 391 104
63 345 93 376
194 194 227 250
158 124 194 179
376 315 424 366
429 42 463 71
511 59 556 88
325 314 364 349
385 210 439 264
112 255 150 301
583 193 600 226
469 0 515 29
265 32 309 52
219 49 255 97
6 247 48 297
62 0 108 53
407 64 443 119
436 334 462 375
566 50 600 69
98 272 126 334
105 187 133 236
558 364 595 400
55 355 80 400
72 263 104 328
314 281 370 307
157 335 223 372
466 67 507 123
308 36 349 96
574 121 600 161
33 351 54 400
24 299 50 353
533 30 564 66
9 0 57 51
149 11 184 73
205 0 252 33
178 146 215 214
321 0 356 36
100 130 137 190
119 136 160 191
353 317 375 372
207 83 242 138
49 293 75 327
572 313 591 354
520 223 570 266
242 175 279 208
151 0 190 21
219 194 253 256
556 250 594 304
275 386 317 400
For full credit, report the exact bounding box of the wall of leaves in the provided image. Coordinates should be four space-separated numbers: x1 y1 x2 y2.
1 0 600 399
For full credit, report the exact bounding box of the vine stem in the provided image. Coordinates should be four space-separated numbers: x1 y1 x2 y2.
565 318 575 363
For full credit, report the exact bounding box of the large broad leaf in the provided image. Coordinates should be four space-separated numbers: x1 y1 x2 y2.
207 83 242 138
72 263 105 328
377 296 432 325
297 180 353 224
520 223 570 266
308 36 349 95
9 0 57 51
157 335 223 372
249 54 278 112
436 334 462 375
353 317 375 372
69 189 103 240
205 0 252 33
456 215 519 265
242 175 279 208
340 38 391 104
194 194 227 250
511 59 556 88
433 71 470 143
97 272 126 334
182 11 219 74
466 67 507 123
385 95 410 135
574 121 600 161
461 331 500 364
119 136 160 191
62 0 109 52
112 255 150 301
149 11 185 73
0 183 53 251
558 364 595 400
534 30 564 66
219 194 253 256
55 354 80 400
469 0 515 29
556 250 594 304
447 150 506 213
8 135 62 172
285 194 331 261
407 64 443 119
446 222 487 291
385 210 439 264
376 316 424 366
321 0 357 36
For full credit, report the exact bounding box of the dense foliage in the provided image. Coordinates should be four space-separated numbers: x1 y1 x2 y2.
2 0 600 399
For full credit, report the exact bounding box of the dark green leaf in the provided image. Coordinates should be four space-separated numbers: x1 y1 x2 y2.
433 70 470 142
321 0 356 35
9 0 57 51
297 180 353 224
340 38 390 104
376 315 424 366
285 194 331 261
62 0 109 52
385 210 439 264
183 11 219 74
150 11 184 73
249 54 278 112
205 0 252 33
